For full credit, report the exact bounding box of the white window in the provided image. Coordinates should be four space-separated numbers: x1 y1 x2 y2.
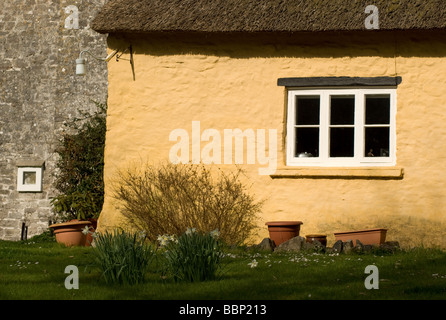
286 87 396 167
17 167 43 192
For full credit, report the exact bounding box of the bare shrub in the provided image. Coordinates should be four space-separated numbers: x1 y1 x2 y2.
112 162 263 245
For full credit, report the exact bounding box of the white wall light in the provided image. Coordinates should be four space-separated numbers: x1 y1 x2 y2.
75 49 119 76
76 46 134 80
75 57 87 75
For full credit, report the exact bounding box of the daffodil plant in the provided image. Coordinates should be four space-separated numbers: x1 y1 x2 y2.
160 228 223 282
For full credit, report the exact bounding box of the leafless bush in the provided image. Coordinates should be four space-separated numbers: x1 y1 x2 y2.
112 162 263 245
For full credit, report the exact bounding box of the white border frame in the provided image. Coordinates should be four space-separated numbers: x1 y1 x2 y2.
286 87 397 167
17 167 43 192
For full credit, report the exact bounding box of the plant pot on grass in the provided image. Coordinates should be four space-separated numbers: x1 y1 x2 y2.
50 192 100 246
49 220 93 247
265 221 303 246
334 228 387 245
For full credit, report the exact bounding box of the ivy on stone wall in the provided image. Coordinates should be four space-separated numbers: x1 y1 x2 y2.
51 102 106 221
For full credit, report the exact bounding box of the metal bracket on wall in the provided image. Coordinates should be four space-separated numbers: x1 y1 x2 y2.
76 45 134 80
115 45 135 81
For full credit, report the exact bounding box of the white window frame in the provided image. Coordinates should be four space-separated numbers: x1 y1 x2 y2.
286 87 397 167
17 167 43 192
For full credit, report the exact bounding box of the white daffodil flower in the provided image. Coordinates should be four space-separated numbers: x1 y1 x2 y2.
210 229 220 238
81 225 90 235
185 227 196 235
248 259 258 268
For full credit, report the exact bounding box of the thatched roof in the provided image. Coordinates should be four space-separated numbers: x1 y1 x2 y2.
92 0 446 34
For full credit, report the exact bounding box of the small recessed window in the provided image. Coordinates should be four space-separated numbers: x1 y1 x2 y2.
17 167 43 192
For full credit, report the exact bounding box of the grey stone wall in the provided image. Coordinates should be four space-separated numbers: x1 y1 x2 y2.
0 0 108 240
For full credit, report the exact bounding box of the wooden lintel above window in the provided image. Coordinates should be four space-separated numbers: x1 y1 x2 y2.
277 77 402 88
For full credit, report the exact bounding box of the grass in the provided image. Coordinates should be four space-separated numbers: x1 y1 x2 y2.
1 232 446 301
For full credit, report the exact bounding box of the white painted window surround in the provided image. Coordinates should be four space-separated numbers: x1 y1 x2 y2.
17 166 43 192
286 87 397 167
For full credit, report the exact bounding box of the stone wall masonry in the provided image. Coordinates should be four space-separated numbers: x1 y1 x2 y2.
0 0 108 240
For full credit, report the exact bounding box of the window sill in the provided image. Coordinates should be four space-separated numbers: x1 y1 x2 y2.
270 167 404 180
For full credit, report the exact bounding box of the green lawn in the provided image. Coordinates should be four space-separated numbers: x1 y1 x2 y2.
1 233 446 301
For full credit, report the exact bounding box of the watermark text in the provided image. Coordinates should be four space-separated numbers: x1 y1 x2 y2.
169 121 277 175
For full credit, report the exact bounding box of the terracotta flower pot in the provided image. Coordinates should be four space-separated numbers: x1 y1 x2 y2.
305 234 327 246
49 220 93 247
265 221 303 246
334 228 387 245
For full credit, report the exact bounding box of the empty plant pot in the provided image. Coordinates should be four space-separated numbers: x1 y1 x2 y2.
266 221 303 246
334 228 387 245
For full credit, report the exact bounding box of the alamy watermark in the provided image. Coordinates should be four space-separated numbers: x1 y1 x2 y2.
364 265 379 290
169 121 277 175
64 5 79 30
64 265 79 290
365 5 380 30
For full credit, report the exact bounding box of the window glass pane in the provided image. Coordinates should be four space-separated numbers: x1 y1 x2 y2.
365 127 390 157
23 172 37 185
366 95 390 124
330 96 354 125
295 128 319 157
296 96 320 125
330 127 354 157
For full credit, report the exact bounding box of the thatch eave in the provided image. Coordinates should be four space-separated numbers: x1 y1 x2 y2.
91 0 446 35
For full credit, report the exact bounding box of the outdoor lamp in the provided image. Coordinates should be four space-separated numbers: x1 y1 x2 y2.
75 49 119 76
75 57 87 75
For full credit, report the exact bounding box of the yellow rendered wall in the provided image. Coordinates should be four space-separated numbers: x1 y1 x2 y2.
98 31 446 248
